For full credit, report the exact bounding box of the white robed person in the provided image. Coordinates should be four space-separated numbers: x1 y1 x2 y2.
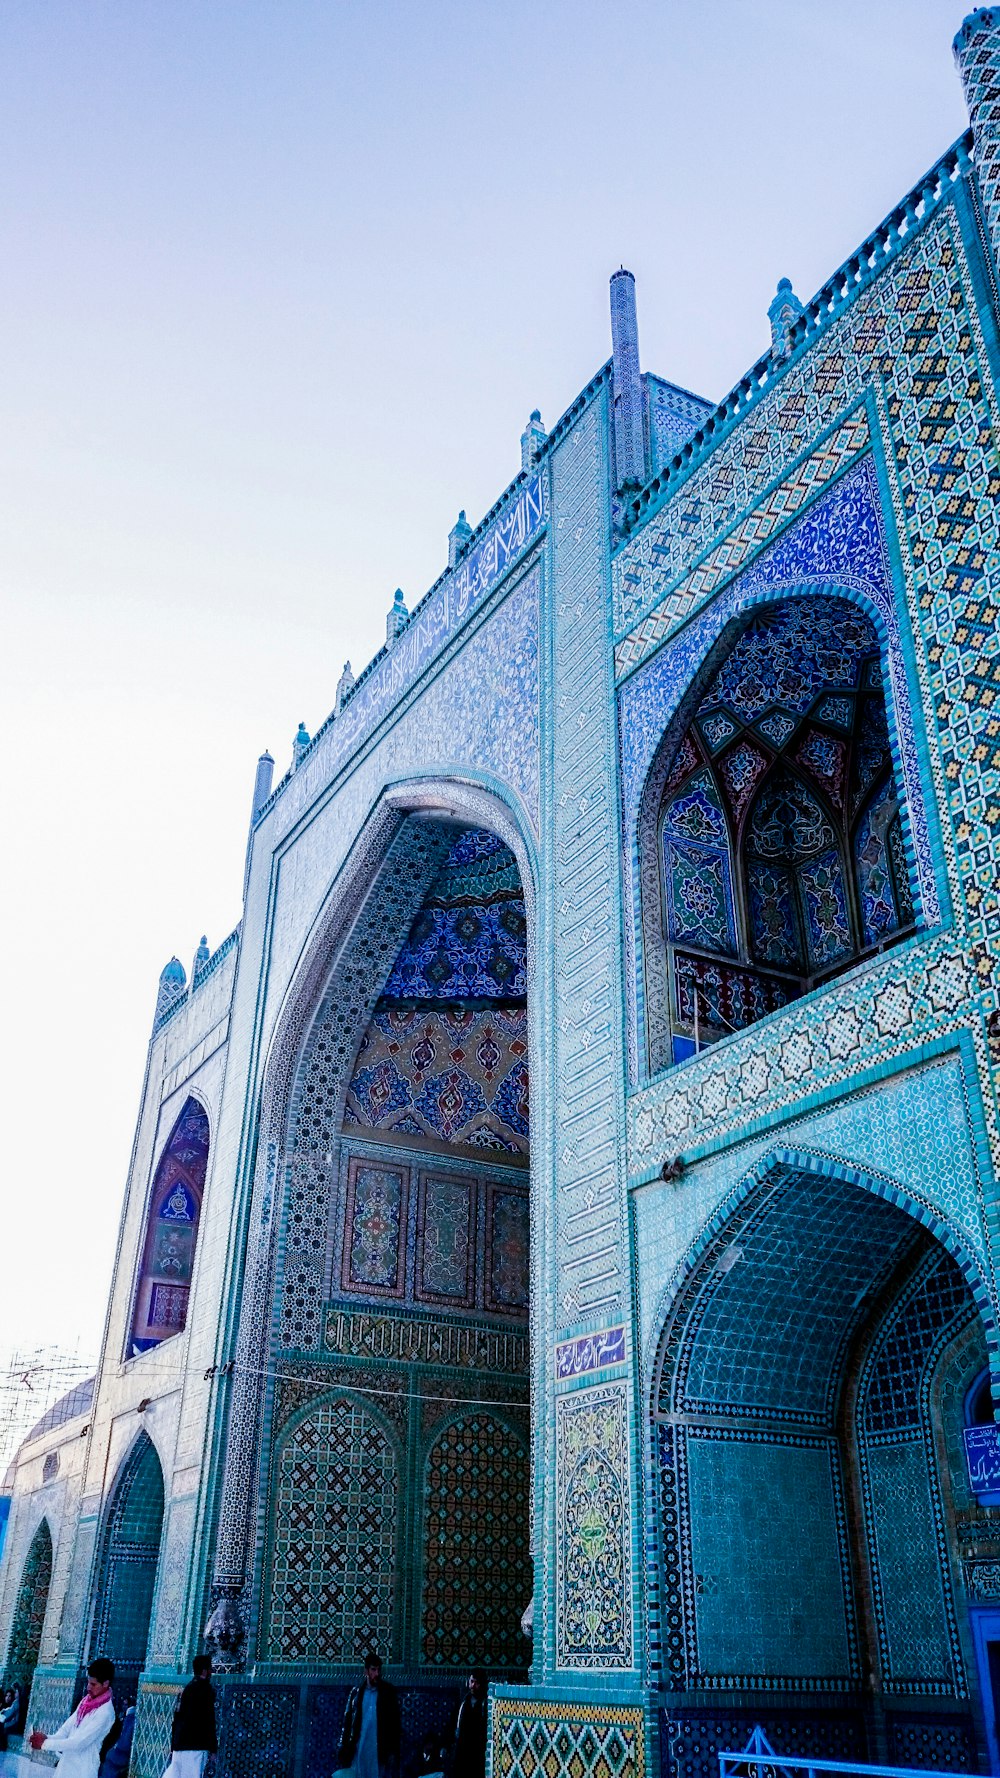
29 1658 117 1778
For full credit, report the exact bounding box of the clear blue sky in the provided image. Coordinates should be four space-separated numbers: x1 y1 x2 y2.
0 0 975 1403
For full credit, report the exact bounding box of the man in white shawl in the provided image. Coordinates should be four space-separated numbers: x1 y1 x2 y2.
28 1657 117 1777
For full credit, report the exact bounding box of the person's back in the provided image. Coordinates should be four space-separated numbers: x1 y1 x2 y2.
163 1657 217 1778
99 1705 135 1778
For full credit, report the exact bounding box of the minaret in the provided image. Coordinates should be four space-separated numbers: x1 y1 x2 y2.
610 268 645 490
250 750 274 821
520 410 547 473
768 278 804 361
955 9 1000 271
154 957 186 1026
244 749 274 901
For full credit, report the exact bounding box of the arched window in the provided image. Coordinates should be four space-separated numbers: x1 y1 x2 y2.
652 599 916 1063
129 1098 209 1356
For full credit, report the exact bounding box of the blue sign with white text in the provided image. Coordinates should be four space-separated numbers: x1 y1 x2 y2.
964 1424 1000 1494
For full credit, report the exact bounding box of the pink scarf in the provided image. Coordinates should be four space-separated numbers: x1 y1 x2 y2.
76 1687 111 1724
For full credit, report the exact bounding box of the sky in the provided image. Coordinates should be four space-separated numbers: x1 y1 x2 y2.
0 0 977 1438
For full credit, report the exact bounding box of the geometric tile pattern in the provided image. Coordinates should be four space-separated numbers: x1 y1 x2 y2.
265 1397 398 1662
420 1414 530 1666
344 1006 529 1154
492 1697 646 1778
656 1166 922 1427
92 1432 165 1675
4 1517 52 1690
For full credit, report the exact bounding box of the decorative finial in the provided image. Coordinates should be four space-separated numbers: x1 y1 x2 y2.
768 277 804 361
336 661 355 715
385 587 409 648
520 410 547 473
291 722 310 770
448 510 473 569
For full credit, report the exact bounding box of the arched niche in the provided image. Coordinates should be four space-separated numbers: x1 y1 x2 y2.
90 1431 165 1679
648 1157 991 1762
636 596 917 1074
4 1517 52 1694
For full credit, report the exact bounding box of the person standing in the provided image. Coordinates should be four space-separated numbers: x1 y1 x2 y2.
337 1653 400 1778
99 1703 135 1777
162 1655 218 1778
450 1672 489 1778
28 1658 117 1777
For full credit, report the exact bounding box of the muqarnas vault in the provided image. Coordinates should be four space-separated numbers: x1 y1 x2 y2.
6 11 1000 1778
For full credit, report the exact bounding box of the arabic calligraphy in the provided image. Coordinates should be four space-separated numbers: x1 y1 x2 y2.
963 1424 1000 1494
555 1325 627 1379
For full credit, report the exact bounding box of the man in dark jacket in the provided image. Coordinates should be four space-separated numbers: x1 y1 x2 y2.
164 1655 218 1777
337 1653 400 1778
450 1672 488 1778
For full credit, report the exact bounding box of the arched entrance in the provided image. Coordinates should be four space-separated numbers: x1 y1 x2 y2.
5 1518 52 1697
91 1432 164 1694
651 1161 991 1770
255 811 533 1688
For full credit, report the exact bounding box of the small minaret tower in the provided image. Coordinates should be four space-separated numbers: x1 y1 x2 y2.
448 511 473 568
154 957 186 1026
610 268 645 490
955 9 1000 271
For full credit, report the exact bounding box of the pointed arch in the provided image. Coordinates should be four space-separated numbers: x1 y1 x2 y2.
645 1150 995 1712
90 1431 165 1673
633 594 918 1072
4 1516 52 1691
419 1410 530 1667
263 1391 400 1663
129 1096 210 1355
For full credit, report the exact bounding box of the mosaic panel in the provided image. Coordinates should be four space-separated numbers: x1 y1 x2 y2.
551 401 629 1319
883 1714 978 1772
341 1160 407 1296
132 1682 178 1778
660 1707 869 1778
216 1684 299 1778
147 1494 196 1666
555 1381 633 1669
420 1414 530 1666
487 1186 530 1312
345 1007 529 1155
416 1173 474 1303
265 1396 397 1662
862 1439 956 1690
492 1697 646 1778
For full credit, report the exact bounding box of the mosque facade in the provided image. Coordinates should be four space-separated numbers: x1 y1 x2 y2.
6 12 1000 1778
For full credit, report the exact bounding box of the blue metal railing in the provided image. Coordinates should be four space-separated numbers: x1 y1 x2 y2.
719 1729 973 1778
